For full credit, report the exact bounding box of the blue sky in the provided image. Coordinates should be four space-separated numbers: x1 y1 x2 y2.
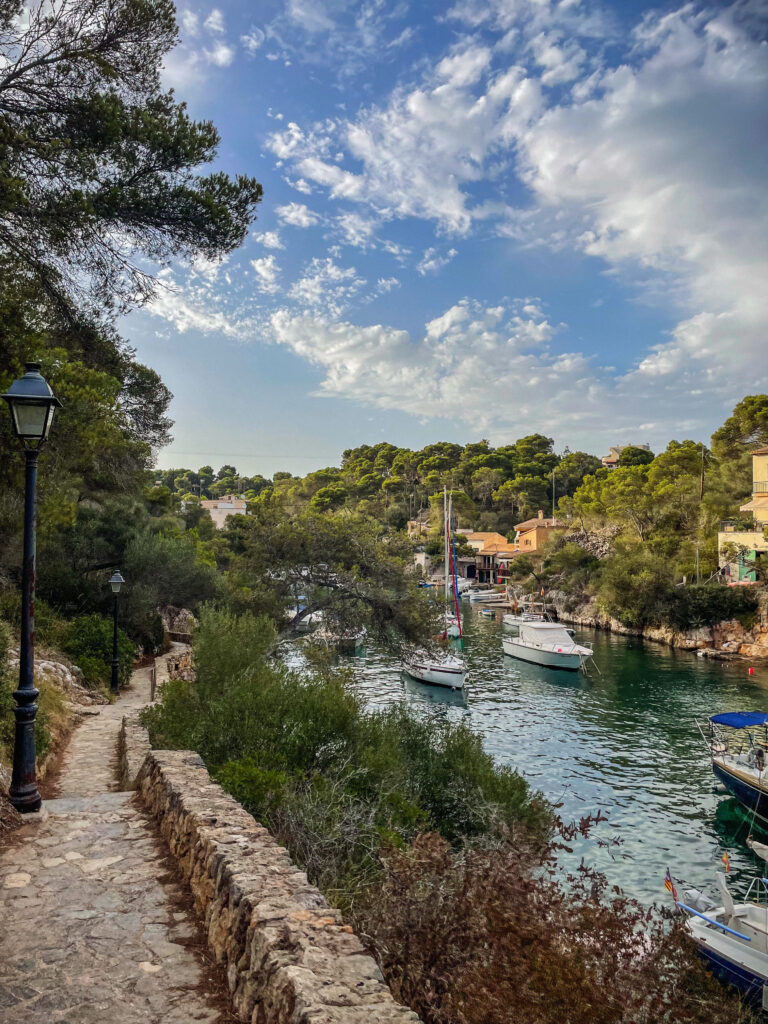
124 0 768 477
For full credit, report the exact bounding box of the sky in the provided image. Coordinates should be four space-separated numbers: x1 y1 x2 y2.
123 0 768 478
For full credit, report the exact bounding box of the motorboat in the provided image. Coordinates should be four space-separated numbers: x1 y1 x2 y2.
502 620 592 671
701 712 768 826
467 589 506 604
675 867 768 1008
403 651 467 690
480 607 497 618
503 600 547 630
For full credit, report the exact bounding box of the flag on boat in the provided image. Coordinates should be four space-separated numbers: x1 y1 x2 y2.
664 868 678 900
722 852 730 873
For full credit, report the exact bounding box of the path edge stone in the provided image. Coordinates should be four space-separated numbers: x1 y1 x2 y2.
132 748 422 1024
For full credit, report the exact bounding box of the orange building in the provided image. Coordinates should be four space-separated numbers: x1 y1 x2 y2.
514 510 565 552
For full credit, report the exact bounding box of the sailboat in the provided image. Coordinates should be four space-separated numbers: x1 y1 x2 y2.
403 489 468 691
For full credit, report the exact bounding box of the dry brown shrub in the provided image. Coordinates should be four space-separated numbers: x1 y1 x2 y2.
355 826 755 1024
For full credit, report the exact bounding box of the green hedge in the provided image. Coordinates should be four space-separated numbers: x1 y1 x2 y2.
62 614 135 690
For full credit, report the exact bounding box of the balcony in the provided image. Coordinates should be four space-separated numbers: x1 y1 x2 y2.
754 480 768 494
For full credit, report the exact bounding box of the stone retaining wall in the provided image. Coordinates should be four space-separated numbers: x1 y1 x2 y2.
128 745 420 1024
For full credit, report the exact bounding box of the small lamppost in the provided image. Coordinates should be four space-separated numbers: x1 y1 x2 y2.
2 362 62 813
108 571 125 695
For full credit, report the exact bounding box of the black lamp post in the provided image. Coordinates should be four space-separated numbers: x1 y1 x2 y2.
2 362 62 813
109 571 125 695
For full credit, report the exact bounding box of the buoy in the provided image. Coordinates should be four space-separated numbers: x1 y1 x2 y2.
749 667 755 675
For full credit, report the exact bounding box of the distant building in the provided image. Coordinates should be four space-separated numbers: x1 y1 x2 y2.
718 448 768 582
601 443 651 468
461 531 518 583
514 510 565 553
200 494 248 530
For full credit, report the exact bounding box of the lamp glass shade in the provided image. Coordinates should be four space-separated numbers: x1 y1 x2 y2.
109 571 125 594
2 363 61 448
10 400 54 440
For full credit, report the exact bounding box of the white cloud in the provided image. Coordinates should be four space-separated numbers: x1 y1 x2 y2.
267 44 542 232
336 211 377 248
241 27 265 53
205 42 234 66
269 299 593 432
417 247 458 276
204 8 225 33
253 231 284 250
376 277 400 293
515 2 768 385
149 270 255 341
287 257 365 316
251 256 281 294
287 0 335 33
180 10 199 37
275 201 321 227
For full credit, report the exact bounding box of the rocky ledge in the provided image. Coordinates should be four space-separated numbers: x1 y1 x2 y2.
549 590 768 659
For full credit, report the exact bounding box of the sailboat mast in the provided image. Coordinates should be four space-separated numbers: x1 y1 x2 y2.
444 485 449 612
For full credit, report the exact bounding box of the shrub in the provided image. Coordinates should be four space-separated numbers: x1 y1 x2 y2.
357 830 748 1024
62 614 134 689
666 585 759 631
143 606 551 909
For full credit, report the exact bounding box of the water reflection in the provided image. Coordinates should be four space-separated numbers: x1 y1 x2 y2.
347 604 768 904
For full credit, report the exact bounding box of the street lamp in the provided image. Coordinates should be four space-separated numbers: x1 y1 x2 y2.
2 362 62 813
108 571 125 696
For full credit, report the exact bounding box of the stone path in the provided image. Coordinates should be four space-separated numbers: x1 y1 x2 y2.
0 656 225 1024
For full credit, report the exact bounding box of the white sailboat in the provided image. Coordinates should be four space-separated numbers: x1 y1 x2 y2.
404 489 467 690
502 620 592 671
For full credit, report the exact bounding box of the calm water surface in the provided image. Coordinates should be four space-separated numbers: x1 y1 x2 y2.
342 604 768 905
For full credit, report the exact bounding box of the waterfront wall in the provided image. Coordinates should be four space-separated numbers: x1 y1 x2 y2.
549 589 768 659
120 721 420 1024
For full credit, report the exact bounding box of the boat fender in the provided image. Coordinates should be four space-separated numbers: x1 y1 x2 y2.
757 747 765 771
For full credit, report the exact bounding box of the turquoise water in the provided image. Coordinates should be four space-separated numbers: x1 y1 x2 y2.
347 604 768 906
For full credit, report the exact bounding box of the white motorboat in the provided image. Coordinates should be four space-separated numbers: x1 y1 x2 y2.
502 620 592 671
404 652 467 690
480 607 496 618
467 589 506 604
503 601 547 629
676 868 768 1008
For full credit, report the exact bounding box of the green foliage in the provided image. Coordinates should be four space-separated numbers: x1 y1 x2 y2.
62 615 134 689
0 0 262 320
143 607 550 907
618 445 655 467
711 394 768 460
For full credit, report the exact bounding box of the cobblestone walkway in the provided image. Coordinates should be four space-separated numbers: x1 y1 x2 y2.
0 656 223 1024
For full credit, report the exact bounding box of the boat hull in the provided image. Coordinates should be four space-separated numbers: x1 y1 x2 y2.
695 943 767 1004
712 760 768 827
502 638 582 671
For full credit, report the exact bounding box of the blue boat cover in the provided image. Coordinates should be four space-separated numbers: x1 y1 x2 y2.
710 711 768 729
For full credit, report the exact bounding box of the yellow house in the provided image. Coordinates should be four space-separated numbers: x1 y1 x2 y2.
718 447 768 582
514 511 566 553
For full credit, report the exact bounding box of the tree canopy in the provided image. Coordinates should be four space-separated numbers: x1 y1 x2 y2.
0 0 262 322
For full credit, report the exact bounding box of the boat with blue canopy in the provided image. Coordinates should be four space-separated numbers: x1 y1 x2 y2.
701 711 768 827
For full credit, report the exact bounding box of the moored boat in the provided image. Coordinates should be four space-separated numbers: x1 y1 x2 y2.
502 621 592 671
702 712 768 826
403 652 468 690
675 869 768 1008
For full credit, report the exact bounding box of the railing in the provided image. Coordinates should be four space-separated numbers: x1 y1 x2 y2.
754 480 768 494
719 521 761 533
